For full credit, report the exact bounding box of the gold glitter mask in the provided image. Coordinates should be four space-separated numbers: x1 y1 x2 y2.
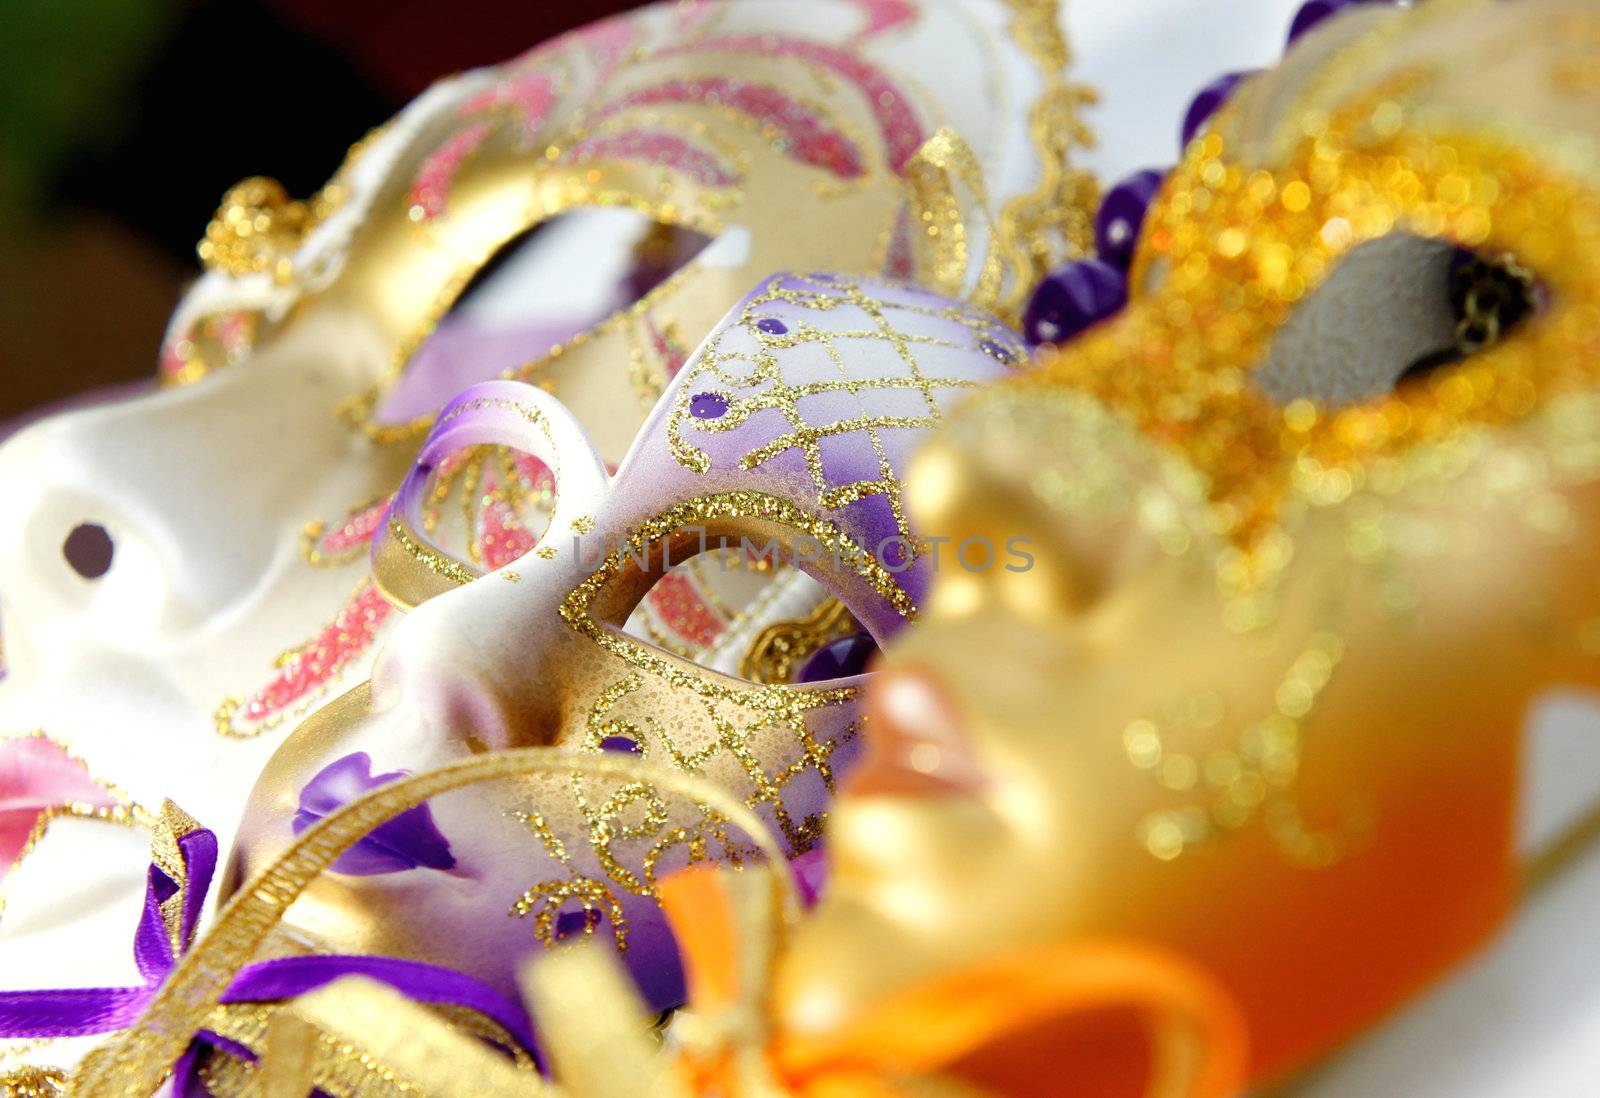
777 0 1600 1088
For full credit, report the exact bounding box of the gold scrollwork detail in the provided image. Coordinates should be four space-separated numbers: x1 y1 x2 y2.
739 597 859 684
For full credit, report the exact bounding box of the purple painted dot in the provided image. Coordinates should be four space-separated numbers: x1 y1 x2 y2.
600 735 641 754
978 338 1015 365
755 317 789 336
555 908 604 939
689 392 728 419
1023 259 1128 347
1182 71 1253 150
797 633 878 683
1095 168 1167 269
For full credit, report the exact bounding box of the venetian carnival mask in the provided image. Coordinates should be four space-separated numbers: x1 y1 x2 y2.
223 273 1022 1013
0 0 1076 978
770 0 1600 1090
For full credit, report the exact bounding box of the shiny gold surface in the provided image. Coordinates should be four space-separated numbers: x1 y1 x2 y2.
777 0 1600 1086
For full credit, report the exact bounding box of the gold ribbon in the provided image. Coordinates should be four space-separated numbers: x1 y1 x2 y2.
69 749 799 1097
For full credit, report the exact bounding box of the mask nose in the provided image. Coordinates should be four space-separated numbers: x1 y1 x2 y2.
0 362 350 657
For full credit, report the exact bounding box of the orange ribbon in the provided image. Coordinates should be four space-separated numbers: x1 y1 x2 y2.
660 869 1249 1098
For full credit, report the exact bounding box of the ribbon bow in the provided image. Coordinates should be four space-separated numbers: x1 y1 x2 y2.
0 801 539 1086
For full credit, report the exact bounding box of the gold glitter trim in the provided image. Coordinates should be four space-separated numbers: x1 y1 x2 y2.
0 1067 67 1098
1032 88 1600 574
149 801 203 954
384 515 479 588
197 176 338 282
561 492 914 632
992 0 1100 314
905 128 1004 311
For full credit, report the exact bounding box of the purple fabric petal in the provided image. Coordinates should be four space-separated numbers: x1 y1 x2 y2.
795 634 877 683
293 752 456 876
1023 259 1128 347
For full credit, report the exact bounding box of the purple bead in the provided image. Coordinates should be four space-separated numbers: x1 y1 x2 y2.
1022 259 1127 347
755 317 789 335
796 633 877 683
600 735 641 754
689 391 728 419
1181 71 1251 150
1094 168 1166 269
1288 0 1387 45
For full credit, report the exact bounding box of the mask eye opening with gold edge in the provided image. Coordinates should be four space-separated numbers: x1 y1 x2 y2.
1252 233 1543 410
1050 72 1600 568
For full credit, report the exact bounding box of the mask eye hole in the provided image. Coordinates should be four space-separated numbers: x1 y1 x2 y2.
1395 249 1540 385
375 210 713 426
618 543 874 685
63 522 114 579
1254 233 1541 408
584 525 878 686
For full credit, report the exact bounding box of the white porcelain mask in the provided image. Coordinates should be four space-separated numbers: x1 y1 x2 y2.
0 0 1072 947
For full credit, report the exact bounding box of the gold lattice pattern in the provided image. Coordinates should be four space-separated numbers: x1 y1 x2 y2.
667 275 1022 562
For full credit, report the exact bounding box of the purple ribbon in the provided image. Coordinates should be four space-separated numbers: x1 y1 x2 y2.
0 823 540 1082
